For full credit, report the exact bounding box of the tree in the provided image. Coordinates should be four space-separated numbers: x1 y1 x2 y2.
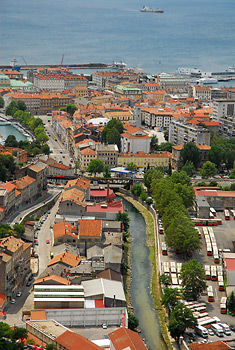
180 260 207 301
168 303 197 342
74 160 80 174
13 224 25 237
161 287 180 311
5 135 19 148
126 162 137 172
146 197 153 205
128 311 139 331
231 166 235 179
144 168 163 190
41 144 50 155
164 130 169 141
103 164 111 178
106 127 121 150
159 274 171 287
227 292 235 315
87 159 104 175
66 103 77 116
106 119 124 134
140 192 147 201
171 170 191 186
208 144 225 170
131 182 144 196
46 344 57 350
180 142 201 168
0 96 4 108
200 161 216 178
11 327 28 343
159 142 173 152
116 211 130 231
150 135 158 152
181 160 195 177
174 182 195 208
5 101 18 116
16 100 27 111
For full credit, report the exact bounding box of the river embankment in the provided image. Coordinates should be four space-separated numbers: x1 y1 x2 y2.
117 193 172 350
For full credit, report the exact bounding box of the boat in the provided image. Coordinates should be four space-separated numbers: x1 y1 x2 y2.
140 6 164 13
112 61 127 70
196 77 218 84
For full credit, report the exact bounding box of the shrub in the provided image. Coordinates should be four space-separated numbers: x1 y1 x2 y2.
146 197 153 205
140 192 147 201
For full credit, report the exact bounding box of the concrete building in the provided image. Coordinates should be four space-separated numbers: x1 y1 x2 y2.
78 219 102 255
0 236 31 302
118 151 172 169
169 120 210 145
33 284 84 309
48 163 75 177
142 107 173 129
109 327 147 350
212 99 235 138
121 128 151 153
96 144 118 168
195 196 210 219
171 143 211 170
53 222 78 246
194 186 235 211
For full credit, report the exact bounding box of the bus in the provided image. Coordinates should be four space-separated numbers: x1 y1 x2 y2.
224 209 230 220
205 235 211 244
163 262 170 274
211 323 224 337
217 266 223 276
206 243 212 256
170 262 176 273
202 227 208 237
231 209 235 219
161 242 167 255
177 263 182 274
220 297 227 314
207 286 214 302
205 265 211 280
210 207 216 217
159 225 164 234
196 227 202 239
218 276 224 291
213 247 219 264
209 212 214 219
211 266 217 281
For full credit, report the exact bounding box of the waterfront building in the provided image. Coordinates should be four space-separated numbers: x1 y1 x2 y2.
156 74 190 92
33 73 88 92
114 84 142 98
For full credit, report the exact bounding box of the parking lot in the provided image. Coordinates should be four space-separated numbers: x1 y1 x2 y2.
158 210 235 343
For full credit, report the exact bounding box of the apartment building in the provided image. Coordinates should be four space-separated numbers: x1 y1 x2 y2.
142 107 173 129
212 99 235 137
0 236 31 302
172 143 211 170
96 144 118 168
114 85 142 98
169 120 210 145
33 73 87 92
53 222 78 246
118 151 172 169
121 125 151 153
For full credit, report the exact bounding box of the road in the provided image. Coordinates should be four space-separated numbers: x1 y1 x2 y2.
38 114 71 166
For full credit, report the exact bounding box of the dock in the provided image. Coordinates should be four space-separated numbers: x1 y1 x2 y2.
0 63 112 70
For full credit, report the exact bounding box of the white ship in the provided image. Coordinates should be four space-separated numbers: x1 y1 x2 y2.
197 77 218 84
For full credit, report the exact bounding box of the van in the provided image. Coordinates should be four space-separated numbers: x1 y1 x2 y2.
195 325 208 338
211 323 224 337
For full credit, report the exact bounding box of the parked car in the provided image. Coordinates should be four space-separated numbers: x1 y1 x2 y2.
16 291 22 297
102 323 107 329
26 281 31 287
10 299 16 304
46 239 50 244
208 329 214 336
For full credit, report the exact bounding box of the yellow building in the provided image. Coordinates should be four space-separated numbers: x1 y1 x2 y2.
118 151 172 169
79 147 97 170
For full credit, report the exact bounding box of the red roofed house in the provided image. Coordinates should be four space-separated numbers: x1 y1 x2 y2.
86 199 123 221
48 251 81 268
121 126 151 154
109 327 147 350
53 221 78 246
0 182 16 215
78 219 102 255
55 330 102 350
48 162 75 177
90 189 116 203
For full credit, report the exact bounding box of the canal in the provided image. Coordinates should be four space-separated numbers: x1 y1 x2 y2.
122 197 166 350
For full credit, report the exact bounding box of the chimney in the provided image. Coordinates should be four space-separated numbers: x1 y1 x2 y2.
107 181 110 203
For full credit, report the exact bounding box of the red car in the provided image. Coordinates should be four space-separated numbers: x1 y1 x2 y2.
46 239 50 244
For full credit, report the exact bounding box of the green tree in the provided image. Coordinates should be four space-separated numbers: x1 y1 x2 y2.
150 135 158 152
16 100 27 111
5 135 19 147
74 160 80 174
180 142 201 168
164 130 169 141
159 274 171 287
161 287 180 311
87 159 104 175
128 311 139 331
171 170 191 186
174 182 195 208
106 127 121 150
140 192 147 201
5 101 18 116
0 96 4 108
181 160 195 177
146 197 153 205
11 327 28 343
106 119 124 134
13 224 25 237
180 260 207 301
168 303 197 342
230 165 235 179
103 164 111 178
159 142 173 152
200 161 216 178
126 162 137 172
131 182 144 196
46 344 57 350
66 103 77 116
144 168 163 190
116 211 130 231
227 291 235 315
41 144 50 155
208 144 225 170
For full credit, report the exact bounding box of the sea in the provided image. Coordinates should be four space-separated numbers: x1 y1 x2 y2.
1 0 235 75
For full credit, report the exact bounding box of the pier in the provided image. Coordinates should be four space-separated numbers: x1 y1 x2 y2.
0 63 112 70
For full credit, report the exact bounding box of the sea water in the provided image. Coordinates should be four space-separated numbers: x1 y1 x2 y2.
0 0 235 74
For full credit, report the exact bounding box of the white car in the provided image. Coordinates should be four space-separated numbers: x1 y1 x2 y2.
16 291 22 297
10 299 16 304
102 323 107 329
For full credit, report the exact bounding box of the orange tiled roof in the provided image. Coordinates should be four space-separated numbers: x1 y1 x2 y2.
64 177 90 190
80 147 97 155
78 219 102 237
0 293 6 307
34 274 70 285
53 222 77 239
30 309 47 321
108 327 147 350
55 330 102 350
121 151 172 158
48 252 81 267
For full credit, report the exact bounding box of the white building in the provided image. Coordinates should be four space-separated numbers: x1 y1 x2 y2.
169 120 210 145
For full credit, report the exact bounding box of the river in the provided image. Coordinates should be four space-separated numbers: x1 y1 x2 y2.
0 121 27 142
121 197 166 350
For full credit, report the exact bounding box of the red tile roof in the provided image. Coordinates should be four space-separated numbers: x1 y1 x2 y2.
48 252 81 267
78 219 102 237
189 341 230 350
86 200 123 214
55 330 102 350
53 222 77 239
90 189 115 198
30 309 47 321
108 327 147 350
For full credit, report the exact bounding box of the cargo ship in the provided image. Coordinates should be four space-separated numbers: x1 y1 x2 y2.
140 6 164 13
